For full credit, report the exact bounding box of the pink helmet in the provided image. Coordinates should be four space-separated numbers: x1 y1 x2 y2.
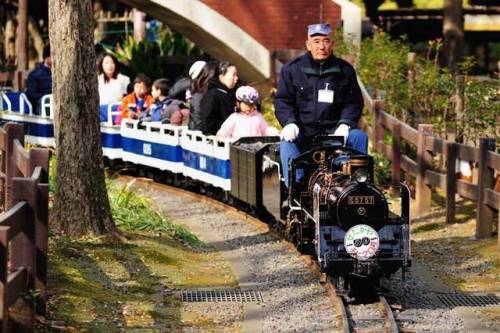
236 85 260 105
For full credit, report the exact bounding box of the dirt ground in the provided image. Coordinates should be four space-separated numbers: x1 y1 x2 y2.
409 192 499 328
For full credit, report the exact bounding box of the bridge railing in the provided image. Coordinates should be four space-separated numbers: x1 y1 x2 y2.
0 123 49 332
359 82 499 245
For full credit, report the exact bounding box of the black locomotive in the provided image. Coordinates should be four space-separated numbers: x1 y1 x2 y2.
230 136 411 294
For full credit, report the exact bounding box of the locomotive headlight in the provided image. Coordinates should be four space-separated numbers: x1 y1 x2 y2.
353 169 369 183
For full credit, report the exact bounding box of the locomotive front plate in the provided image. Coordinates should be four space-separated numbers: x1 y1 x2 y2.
347 195 375 205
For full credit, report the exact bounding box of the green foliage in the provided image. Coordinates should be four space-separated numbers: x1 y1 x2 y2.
49 153 56 194
104 27 204 79
372 152 392 184
358 29 411 120
332 29 359 60
457 58 500 146
353 29 499 144
261 91 281 129
108 180 202 247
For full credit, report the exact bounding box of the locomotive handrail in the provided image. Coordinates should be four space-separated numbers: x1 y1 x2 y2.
359 80 499 244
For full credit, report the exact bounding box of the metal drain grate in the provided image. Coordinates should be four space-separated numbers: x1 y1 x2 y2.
181 289 263 303
437 294 500 307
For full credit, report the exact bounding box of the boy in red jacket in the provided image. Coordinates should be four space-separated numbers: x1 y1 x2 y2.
120 74 154 123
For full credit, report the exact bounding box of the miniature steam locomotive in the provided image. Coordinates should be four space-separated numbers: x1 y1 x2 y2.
230 136 411 294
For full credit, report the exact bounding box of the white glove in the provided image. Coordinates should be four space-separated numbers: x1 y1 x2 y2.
333 124 350 145
265 126 280 136
280 123 299 142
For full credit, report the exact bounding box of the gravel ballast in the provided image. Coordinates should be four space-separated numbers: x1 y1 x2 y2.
131 178 486 332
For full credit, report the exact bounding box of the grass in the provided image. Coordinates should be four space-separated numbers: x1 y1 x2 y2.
41 179 240 332
108 179 202 247
44 232 238 332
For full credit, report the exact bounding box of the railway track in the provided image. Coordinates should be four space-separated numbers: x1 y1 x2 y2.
331 287 400 333
121 175 418 333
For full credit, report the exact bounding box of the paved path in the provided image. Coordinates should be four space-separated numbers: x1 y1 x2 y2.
133 178 338 332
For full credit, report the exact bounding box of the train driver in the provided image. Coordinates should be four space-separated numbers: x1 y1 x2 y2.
274 23 368 185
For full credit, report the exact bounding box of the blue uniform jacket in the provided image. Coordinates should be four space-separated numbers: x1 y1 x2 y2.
274 52 363 137
26 64 52 107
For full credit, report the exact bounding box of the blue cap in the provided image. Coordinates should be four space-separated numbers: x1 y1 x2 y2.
307 23 332 36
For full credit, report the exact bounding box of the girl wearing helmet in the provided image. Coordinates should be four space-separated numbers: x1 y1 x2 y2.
217 86 279 139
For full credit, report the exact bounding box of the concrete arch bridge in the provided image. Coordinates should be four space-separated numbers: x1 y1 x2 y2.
118 0 361 83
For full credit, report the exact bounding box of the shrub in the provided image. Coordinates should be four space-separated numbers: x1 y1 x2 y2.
335 29 499 145
108 179 201 247
104 26 204 80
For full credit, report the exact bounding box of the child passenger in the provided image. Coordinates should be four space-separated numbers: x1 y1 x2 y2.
217 86 279 139
121 74 154 121
140 78 171 122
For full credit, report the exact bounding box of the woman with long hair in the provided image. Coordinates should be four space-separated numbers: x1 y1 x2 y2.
199 61 238 135
97 53 130 105
188 60 218 130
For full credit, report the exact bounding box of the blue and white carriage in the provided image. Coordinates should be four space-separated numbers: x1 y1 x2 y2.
0 92 54 146
120 120 184 173
181 130 232 190
0 94 235 190
100 102 123 160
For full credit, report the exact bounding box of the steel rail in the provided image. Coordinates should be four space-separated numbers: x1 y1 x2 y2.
379 295 399 333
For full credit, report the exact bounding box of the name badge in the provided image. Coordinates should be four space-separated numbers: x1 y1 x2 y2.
318 89 334 103
318 83 334 103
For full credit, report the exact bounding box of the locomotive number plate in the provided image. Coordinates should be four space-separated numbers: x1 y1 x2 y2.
347 196 374 205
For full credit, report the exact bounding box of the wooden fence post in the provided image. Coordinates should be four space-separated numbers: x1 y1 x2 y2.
4 123 24 210
476 138 496 239
391 121 401 187
29 150 49 316
372 100 384 151
9 178 37 332
415 124 433 216
0 226 9 332
445 142 457 224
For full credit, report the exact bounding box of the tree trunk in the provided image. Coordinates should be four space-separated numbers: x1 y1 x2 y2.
48 0 118 237
443 0 464 72
93 0 107 44
16 0 28 70
28 17 44 64
4 16 16 64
